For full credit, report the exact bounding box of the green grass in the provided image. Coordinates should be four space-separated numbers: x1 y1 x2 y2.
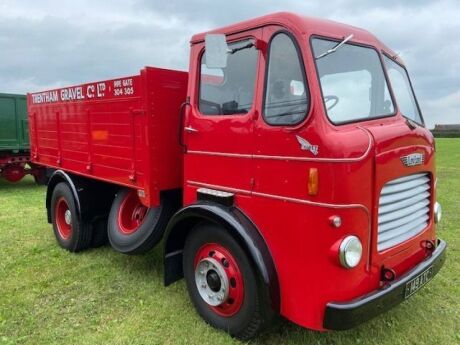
1 138 459 345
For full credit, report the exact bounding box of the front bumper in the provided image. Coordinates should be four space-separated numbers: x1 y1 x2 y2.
323 239 447 330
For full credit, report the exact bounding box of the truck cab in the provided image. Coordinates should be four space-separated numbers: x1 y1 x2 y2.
178 12 445 333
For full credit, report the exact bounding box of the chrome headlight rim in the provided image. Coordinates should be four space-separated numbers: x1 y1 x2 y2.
339 235 363 269
434 201 442 224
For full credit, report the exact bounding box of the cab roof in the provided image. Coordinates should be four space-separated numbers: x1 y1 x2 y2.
191 11 398 60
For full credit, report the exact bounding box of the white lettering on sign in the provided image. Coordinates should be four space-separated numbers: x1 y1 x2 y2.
97 82 106 97
113 78 134 97
31 91 59 104
31 77 135 104
86 84 95 98
60 86 85 101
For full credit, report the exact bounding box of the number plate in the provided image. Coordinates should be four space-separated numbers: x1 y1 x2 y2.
404 266 434 299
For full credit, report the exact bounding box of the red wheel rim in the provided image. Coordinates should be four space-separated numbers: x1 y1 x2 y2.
1 165 25 182
55 197 72 240
117 190 148 234
194 243 244 317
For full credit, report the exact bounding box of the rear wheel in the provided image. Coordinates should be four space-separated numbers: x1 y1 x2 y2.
183 222 273 340
107 188 172 254
50 182 92 252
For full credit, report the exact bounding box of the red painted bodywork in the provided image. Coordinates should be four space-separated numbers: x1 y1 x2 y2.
28 67 188 206
28 12 438 331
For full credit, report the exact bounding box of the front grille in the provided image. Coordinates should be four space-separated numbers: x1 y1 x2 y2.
377 173 431 251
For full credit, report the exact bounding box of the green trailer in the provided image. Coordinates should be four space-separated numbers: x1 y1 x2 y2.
0 92 46 183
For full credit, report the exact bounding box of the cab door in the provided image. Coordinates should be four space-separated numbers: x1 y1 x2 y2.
253 26 315 200
183 29 263 204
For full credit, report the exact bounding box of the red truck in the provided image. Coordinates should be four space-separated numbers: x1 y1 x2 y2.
27 12 446 339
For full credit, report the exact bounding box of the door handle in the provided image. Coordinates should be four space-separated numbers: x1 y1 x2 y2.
184 126 199 133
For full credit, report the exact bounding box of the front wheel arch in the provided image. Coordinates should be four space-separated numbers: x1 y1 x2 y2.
163 202 280 313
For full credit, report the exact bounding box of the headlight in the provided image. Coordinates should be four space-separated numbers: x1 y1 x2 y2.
339 236 363 268
434 202 442 224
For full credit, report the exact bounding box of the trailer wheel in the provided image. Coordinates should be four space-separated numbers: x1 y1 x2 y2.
1 164 25 182
50 182 92 252
108 188 172 254
183 222 273 340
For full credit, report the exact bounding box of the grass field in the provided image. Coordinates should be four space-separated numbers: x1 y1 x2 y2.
1 138 459 345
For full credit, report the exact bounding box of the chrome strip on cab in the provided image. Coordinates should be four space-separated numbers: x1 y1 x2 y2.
187 127 373 163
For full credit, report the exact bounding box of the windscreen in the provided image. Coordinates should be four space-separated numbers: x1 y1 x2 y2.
383 55 423 125
312 38 394 124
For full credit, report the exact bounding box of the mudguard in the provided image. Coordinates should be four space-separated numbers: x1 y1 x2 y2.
46 170 81 223
163 201 280 312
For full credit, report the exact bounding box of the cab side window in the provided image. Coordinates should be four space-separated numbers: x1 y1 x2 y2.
264 33 309 125
199 40 258 115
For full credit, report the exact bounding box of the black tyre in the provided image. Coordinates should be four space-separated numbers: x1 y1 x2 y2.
183 222 274 340
50 182 92 252
91 217 108 248
107 188 173 254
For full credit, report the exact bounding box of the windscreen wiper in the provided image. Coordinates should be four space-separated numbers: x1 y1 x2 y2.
315 34 354 60
229 41 255 54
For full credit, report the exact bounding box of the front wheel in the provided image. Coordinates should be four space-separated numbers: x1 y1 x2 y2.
183 222 274 340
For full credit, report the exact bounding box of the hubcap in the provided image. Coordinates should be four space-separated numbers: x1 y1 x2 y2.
195 257 229 306
194 243 244 317
64 210 72 225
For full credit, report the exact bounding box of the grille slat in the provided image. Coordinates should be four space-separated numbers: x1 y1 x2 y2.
379 185 430 205
378 222 428 251
379 217 429 243
385 173 427 185
378 173 431 251
379 200 429 224
379 211 429 233
379 191 430 215
381 176 430 195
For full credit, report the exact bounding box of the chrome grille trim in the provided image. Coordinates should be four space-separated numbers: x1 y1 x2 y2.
381 176 429 195
379 185 430 205
378 173 431 251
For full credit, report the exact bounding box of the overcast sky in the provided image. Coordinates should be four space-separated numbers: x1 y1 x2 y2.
0 0 458 128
